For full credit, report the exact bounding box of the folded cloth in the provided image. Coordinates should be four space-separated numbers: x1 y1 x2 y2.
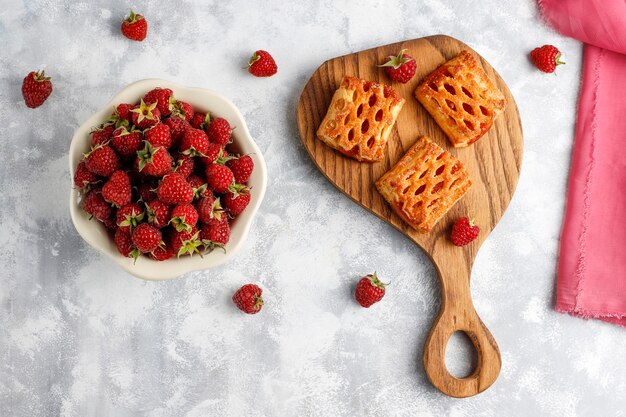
539 0 626 326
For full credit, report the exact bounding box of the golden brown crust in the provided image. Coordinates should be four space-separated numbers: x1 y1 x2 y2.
375 136 472 232
316 76 405 162
415 50 506 148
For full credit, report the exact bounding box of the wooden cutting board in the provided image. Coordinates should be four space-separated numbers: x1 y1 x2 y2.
296 35 523 398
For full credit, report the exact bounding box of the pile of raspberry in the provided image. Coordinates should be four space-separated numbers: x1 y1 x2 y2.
73 87 254 262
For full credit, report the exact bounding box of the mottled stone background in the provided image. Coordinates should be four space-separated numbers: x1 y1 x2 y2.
1 0 625 416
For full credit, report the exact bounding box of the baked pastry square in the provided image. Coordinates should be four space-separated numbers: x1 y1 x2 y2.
317 76 405 162
375 136 471 233
415 50 506 148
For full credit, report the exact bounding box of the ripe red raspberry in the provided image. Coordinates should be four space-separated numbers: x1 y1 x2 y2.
143 88 173 116
111 126 143 159
116 202 145 233
226 155 254 183
144 123 172 149
164 116 190 148
181 128 209 156
132 223 162 253
73 161 100 190
201 143 229 165
121 10 147 42
232 284 264 314
145 199 172 228
150 244 176 261
91 124 115 146
114 228 138 259
450 217 480 246
187 174 209 200
81 189 112 222
205 164 234 193
136 142 173 177
223 189 250 216
173 153 195 178
22 70 53 108
170 203 199 232
196 195 223 224
131 99 161 129
190 112 210 129
206 117 232 145
102 170 132 207
84 144 120 177
200 216 230 247
530 45 565 73
247 50 277 77
157 173 194 205
137 181 157 202
170 226 203 257
355 272 388 308
171 100 194 122
115 103 133 121
380 49 416 83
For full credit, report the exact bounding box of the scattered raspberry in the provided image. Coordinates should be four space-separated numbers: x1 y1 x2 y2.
530 45 564 73
121 10 147 42
22 70 53 108
355 272 388 308
247 50 277 77
450 217 480 246
232 284 264 314
380 49 417 83
173 153 195 178
115 103 133 121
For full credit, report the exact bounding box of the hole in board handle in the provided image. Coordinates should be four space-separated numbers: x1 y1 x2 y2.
445 331 478 378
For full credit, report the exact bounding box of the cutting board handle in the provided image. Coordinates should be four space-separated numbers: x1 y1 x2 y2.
422 261 501 398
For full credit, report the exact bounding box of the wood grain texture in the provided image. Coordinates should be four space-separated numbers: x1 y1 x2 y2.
296 35 523 397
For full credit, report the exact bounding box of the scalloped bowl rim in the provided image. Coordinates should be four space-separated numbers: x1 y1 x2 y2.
69 79 267 280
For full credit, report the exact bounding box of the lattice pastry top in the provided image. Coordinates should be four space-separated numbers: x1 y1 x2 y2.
317 76 405 162
415 50 506 148
375 136 472 233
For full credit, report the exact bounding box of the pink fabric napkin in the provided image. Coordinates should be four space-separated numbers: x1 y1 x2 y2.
539 0 626 326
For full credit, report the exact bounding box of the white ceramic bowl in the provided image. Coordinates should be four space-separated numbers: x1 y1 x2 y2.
69 79 267 280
